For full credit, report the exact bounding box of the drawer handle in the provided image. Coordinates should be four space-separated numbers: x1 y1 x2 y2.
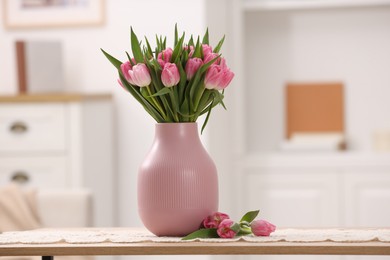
11 171 30 184
9 121 28 134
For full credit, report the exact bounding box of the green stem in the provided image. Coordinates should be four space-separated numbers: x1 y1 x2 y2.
146 86 167 120
238 226 253 235
193 86 205 113
169 89 180 122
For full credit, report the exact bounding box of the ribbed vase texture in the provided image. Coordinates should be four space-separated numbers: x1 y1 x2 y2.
138 123 218 236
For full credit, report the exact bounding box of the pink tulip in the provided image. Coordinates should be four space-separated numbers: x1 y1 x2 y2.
204 59 234 90
217 219 238 238
202 44 213 57
120 61 133 83
128 63 151 87
157 48 173 68
203 212 230 229
251 219 276 236
161 63 180 87
203 53 220 65
185 58 203 80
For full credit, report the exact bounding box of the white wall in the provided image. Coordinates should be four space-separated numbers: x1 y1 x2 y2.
0 0 208 230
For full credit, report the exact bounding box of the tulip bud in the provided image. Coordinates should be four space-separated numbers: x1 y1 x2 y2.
251 219 276 236
129 63 151 87
204 60 234 90
202 44 213 58
157 48 173 68
203 212 230 229
219 71 234 89
185 58 203 80
203 53 220 65
161 63 180 87
120 61 134 84
217 219 240 238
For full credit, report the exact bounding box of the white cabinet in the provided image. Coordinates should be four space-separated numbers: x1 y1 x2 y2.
0 103 66 152
0 94 115 227
244 171 340 227
239 153 390 227
236 153 390 260
344 172 390 227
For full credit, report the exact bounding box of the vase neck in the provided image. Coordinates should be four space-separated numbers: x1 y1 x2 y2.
154 123 200 142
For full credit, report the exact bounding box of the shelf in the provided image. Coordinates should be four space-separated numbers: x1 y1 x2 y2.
0 93 112 103
244 0 390 11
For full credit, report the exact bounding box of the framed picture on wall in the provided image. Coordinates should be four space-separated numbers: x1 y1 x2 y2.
2 0 105 29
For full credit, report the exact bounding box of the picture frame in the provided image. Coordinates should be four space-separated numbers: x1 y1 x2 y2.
2 0 105 29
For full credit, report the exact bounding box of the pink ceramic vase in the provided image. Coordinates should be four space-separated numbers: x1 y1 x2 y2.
138 122 218 236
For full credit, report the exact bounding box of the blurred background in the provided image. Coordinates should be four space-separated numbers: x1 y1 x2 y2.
1 0 390 260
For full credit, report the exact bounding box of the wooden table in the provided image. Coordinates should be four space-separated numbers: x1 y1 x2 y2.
1 228 389 259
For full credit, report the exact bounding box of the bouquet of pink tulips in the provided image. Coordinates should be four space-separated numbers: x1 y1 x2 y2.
101 25 234 132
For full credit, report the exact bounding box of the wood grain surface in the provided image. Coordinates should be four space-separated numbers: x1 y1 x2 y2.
1 240 389 256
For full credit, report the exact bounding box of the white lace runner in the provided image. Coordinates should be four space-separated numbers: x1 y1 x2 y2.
0 228 390 244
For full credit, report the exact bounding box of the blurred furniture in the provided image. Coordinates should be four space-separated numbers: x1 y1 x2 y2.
38 189 93 228
239 153 390 227
16 40 64 94
0 93 115 227
205 2 390 260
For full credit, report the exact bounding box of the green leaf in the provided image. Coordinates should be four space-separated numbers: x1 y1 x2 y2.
213 35 225 53
177 62 187 100
201 96 214 134
188 35 194 46
212 90 224 104
193 36 201 58
240 210 260 223
169 89 180 122
193 83 205 112
202 28 209 45
101 49 122 69
149 87 171 97
231 223 241 234
155 35 161 53
140 87 150 99
195 90 212 117
182 48 189 65
198 91 219 115
130 27 144 63
188 71 204 110
220 98 227 110
125 51 135 66
172 32 185 63
174 23 178 46
180 99 190 122
181 228 218 240
144 36 153 58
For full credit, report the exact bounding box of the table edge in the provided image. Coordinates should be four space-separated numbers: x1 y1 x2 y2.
1 241 390 256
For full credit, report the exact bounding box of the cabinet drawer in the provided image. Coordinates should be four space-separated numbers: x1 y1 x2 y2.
0 156 68 189
0 103 66 152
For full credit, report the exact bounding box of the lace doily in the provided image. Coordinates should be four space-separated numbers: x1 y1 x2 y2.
0 228 389 244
